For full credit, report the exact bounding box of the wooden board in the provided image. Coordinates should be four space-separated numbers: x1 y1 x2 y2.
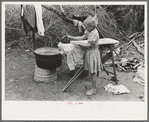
99 38 119 45
70 38 119 46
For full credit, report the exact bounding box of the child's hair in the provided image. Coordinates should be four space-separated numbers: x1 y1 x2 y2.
83 16 96 29
72 15 87 22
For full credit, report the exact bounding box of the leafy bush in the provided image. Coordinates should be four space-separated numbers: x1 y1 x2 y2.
5 4 80 48
5 4 23 43
5 4 144 49
106 5 144 36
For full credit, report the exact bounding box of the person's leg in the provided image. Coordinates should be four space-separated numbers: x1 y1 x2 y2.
91 73 97 91
86 73 97 96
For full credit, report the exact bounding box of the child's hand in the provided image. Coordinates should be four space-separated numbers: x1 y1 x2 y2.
67 35 71 40
61 35 71 43
88 40 95 46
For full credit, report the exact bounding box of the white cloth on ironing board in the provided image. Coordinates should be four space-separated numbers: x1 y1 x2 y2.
58 42 85 70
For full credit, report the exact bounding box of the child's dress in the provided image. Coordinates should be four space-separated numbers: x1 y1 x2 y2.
84 28 102 74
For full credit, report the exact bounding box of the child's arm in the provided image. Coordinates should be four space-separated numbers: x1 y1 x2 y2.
70 40 92 47
69 35 86 41
71 31 99 47
75 42 92 47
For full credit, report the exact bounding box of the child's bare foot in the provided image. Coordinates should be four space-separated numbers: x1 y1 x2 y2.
86 88 97 96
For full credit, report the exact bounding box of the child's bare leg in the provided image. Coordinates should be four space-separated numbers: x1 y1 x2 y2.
91 73 97 90
86 72 97 96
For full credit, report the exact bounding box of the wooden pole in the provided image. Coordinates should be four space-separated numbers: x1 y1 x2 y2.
32 29 36 50
110 45 118 84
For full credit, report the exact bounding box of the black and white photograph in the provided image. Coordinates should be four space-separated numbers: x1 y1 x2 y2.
2 1 147 120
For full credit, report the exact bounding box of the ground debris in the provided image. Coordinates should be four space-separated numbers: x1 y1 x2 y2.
133 63 145 86
105 57 144 73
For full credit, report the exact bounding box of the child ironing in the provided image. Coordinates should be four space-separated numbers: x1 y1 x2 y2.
68 16 102 96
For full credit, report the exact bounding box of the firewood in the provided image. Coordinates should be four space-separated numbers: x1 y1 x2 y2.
104 61 120 65
124 42 133 51
119 65 127 71
133 63 141 69
117 31 144 57
132 41 144 56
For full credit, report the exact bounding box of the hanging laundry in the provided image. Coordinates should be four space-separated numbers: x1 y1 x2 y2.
73 19 85 33
73 19 78 26
21 4 38 35
34 4 44 36
21 4 44 36
78 21 85 32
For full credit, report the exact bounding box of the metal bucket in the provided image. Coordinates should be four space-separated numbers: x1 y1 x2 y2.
34 65 58 82
34 47 62 69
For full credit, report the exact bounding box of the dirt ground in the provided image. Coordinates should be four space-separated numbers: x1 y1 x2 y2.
5 46 145 101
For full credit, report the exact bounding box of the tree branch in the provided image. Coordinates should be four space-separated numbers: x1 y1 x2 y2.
132 41 144 56
5 26 22 31
41 5 73 24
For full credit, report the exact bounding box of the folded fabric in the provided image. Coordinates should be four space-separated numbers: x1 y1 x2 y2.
104 84 130 95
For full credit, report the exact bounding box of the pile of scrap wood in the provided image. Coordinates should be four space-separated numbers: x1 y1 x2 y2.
117 31 144 57
105 57 144 72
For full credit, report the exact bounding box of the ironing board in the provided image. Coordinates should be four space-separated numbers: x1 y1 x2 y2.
62 38 119 92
